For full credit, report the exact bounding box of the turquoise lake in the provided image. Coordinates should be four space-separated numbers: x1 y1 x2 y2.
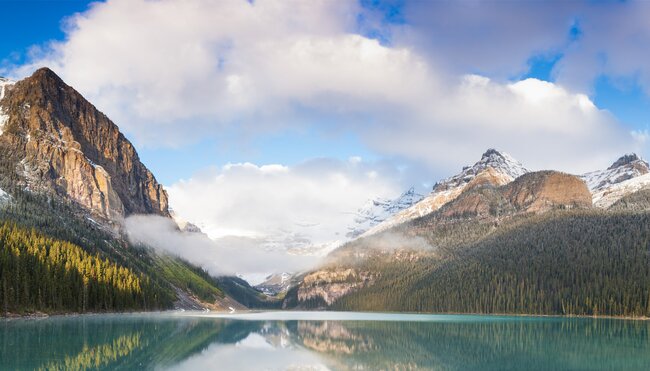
2 311 650 370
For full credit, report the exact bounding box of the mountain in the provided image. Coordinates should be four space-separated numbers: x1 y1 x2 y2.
285 169 591 309
581 154 649 193
0 68 168 222
0 68 233 315
282 159 650 318
347 187 424 238
360 149 528 237
580 154 650 208
255 272 294 296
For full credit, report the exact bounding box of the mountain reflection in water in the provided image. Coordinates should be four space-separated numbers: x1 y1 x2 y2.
2 312 650 370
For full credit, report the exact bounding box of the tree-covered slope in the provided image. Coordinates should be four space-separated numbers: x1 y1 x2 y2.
0 188 225 315
332 211 650 317
0 221 156 314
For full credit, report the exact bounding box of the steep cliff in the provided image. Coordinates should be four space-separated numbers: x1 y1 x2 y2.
0 68 168 220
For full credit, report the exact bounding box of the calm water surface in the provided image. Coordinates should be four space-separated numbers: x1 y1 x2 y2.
1 311 650 370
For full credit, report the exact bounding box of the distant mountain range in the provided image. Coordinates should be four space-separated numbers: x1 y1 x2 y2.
351 149 649 240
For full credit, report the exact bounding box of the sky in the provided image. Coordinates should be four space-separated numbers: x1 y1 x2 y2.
2 0 650 279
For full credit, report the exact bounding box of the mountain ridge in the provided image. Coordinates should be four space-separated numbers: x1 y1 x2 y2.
359 149 528 237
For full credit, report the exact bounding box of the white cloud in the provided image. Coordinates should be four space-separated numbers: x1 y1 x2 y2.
395 0 577 79
398 1 650 98
553 2 650 95
5 0 640 174
166 158 404 255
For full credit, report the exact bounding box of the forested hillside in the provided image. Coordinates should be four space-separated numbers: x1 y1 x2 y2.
332 210 650 317
284 169 650 318
0 187 224 315
0 222 154 314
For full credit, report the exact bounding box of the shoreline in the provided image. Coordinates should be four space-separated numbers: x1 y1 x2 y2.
3 309 649 321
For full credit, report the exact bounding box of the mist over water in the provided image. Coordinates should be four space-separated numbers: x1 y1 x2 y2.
2 312 650 370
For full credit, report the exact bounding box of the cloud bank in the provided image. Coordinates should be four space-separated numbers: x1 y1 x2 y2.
166 157 405 252
125 214 319 282
5 0 645 173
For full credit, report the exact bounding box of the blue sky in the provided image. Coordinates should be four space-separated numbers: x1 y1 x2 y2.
0 1 94 64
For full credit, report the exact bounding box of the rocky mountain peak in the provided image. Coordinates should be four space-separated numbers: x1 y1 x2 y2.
437 171 592 220
481 148 502 159
503 171 592 212
0 67 169 221
433 148 527 192
608 153 648 170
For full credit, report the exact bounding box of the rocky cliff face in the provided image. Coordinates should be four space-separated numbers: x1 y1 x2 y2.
295 268 377 307
0 68 168 220
503 171 592 212
581 154 650 208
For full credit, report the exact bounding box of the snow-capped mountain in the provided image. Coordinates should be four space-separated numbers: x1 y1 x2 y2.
580 154 650 207
361 149 528 237
255 272 293 296
347 187 425 238
170 208 205 234
581 154 649 192
592 173 650 208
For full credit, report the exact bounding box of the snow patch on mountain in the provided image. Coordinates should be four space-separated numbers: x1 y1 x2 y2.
0 77 14 100
361 149 528 237
0 186 9 202
255 272 293 296
0 78 14 135
347 187 424 238
581 154 649 192
592 173 650 208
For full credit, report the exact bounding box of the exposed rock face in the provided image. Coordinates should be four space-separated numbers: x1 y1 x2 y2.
436 171 591 219
503 171 592 213
0 68 168 220
439 187 511 219
296 269 376 306
592 173 650 209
